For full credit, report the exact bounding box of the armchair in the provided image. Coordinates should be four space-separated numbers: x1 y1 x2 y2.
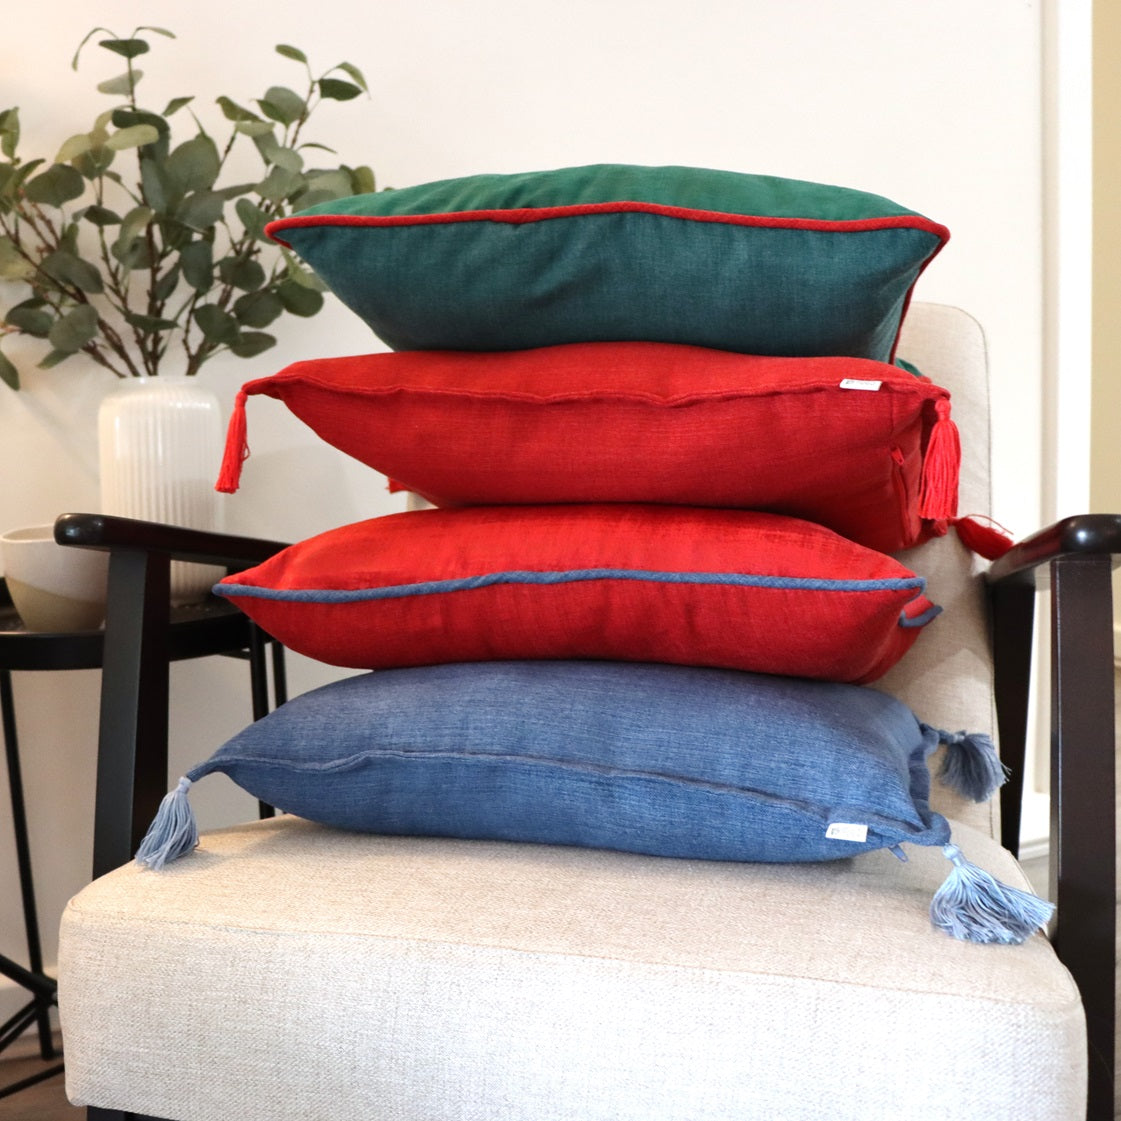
54 303 1117 1120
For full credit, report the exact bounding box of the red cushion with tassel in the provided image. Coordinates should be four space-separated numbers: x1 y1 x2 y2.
217 342 961 555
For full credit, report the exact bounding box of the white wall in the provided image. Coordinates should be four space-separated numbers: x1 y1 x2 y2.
0 0 1045 1029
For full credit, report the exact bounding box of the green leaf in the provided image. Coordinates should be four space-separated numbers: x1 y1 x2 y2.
97 70 143 96
117 205 154 246
106 123 161 151
140 158 174 214
256 165 303 203
257 86 306 126
295 141 337 155
267 146 303 174
314 168 356 194
233 289 283 327
99 37 150 59
276 278 324 317
334 61 369 92
37 348 75 370
275 44 308 64
72 148 115 179
111 237 151 270
125 311 178 333
177 189 225 230
281 250 326 290
71 26 116 70
180 240 213 290
0 236 34 281
11 158 44 185
228 330 276 358
350 164 377 195
0 349 19 390
24 163 85 206
111 107 169 138
216 96 260 123
215 182 255 201
167 135 220 193
317 77 362 101
47 303 99 352
193 303 239 344
152 262 180 302
218 255 266 291
163 95 194 117
234 119 274 138
4 302 53 337
59 220 85 254
42 250 104 293
250 128 281 167
157 216 192 253
0 107 20 161
55 132 93 163
235 197 269 242
286 189 332 210
82 204 122 226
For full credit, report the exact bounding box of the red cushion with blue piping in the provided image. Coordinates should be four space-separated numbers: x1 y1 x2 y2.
213 504 939 683
265 163 948 360
217 343 961 555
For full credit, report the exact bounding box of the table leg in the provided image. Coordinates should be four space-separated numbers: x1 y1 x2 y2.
0 668 55 1060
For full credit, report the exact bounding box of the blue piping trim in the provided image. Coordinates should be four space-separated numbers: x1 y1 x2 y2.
900 602 943 629
216 568 929 604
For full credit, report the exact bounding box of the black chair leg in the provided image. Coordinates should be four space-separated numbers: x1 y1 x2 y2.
990 579 1036 855
1050 553 1116 1120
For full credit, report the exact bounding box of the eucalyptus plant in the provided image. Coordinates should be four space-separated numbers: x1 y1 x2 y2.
0 26 375 388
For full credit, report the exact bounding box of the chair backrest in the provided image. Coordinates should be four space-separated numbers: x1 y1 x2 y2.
880 302 998 837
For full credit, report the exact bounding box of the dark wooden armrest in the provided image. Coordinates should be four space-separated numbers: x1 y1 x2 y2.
54 512 289 571
986 512 1121 586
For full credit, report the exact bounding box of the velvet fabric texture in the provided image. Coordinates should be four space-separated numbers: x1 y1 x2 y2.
218 343 959 554
214 505 939 682
187 660 953 862
266 164 948 359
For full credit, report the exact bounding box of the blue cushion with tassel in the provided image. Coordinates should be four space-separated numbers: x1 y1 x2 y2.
136 660 1051 945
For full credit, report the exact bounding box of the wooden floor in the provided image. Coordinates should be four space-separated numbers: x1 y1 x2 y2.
0 1052 76 1121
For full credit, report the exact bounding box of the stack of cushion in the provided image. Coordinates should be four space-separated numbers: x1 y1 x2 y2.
153 164 1049 943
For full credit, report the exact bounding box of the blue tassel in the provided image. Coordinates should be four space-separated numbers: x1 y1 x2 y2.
930 844 1054 944
134 777 199 870
927 727 1008 803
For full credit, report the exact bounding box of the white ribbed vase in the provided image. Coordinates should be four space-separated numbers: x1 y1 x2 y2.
98 375 225 604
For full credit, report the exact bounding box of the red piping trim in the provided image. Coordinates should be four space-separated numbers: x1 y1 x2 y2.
267 202 949 244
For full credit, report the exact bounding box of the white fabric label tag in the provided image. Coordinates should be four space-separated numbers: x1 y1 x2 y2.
838 378 883 391
826 822 869 843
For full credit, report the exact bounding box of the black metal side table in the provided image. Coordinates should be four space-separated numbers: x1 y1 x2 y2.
0 524 287 1100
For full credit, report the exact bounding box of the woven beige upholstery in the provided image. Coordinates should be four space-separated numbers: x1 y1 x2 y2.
60 817 1083 1121
57 305 1088 1120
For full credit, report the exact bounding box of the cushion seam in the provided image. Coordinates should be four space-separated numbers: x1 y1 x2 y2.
265 375 948 410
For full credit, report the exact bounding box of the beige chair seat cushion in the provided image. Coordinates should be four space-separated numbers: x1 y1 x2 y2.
59 815 1084 1121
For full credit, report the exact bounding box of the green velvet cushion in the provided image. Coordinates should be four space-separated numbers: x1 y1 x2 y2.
267 164 949 359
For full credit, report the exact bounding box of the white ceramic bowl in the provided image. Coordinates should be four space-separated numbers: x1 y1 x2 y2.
1 525 110 632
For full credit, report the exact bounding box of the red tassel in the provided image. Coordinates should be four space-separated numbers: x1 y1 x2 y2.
215 389 251 494
919 398 961 521
951 516 1015 561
